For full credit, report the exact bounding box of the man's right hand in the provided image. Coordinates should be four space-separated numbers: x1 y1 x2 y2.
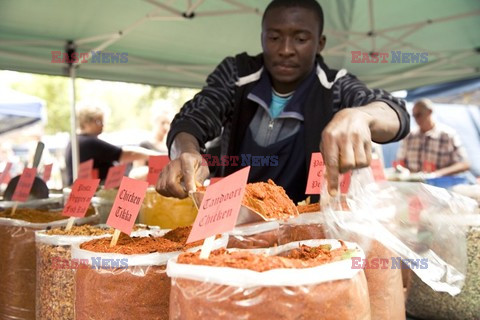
156 132 210 198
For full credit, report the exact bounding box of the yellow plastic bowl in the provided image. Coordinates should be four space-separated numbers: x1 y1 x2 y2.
138 188 198 229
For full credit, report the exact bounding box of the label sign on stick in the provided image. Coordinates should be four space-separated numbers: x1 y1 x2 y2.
147 155 169 186
12 168 37 202
187 166 250 244
305 153 325 194
63 179 100 217
209 177 223 185
42 163 53 182
92 169 99 180
339 172 352 194
422 161 436 173
104 164 126 189
0 162 12 185
106 177 148 235
78 159 94 180
370 159 386 182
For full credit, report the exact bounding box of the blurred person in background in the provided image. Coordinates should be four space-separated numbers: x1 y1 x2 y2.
129 100 175 180
396 98 470 178
65 104 159 185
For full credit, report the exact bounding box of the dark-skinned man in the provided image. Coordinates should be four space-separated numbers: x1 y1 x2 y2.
156 0 410 203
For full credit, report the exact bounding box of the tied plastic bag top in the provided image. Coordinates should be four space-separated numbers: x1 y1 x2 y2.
321 167 478 296
167 239 371 320
72 231 228 320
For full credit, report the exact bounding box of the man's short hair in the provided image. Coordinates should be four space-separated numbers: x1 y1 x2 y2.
262 0 324 35
415 98 434 112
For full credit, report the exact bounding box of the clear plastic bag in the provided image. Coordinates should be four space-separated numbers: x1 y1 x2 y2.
278 212 327 245
405 224 480 320
322 168 478 319
167 239 371 320
35 225 165 320
0 211 99 320
227 221 280 249
71 233 228 320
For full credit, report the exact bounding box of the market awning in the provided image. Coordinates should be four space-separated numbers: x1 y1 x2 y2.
0 88 45 134
0 0 479 91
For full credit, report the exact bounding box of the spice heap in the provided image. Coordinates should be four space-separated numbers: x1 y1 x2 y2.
0 208 68 223
242 179 298 220
178 242 352 272
406 226 480 319
0 208 95 320
170 240 370 320
36 225 113 320
297 202 321 213
45 224 113 236
75 226 216 320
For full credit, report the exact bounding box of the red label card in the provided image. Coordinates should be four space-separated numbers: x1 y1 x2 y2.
187 166 250 244
408 196 423 223
422 161 436 173
392 160 406 168
106 177 148 235
147 155 169 186
305 153 325 194
104 164 126 189
12 168 37 202
78 159 94 180
63 179 100 217
340 172 352 194
42 163 53 182
0 162 12 185
209 177 223 185
92 168 99 180
371 159 386 182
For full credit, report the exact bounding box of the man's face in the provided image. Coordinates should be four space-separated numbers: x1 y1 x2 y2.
262 6 325 93
412 104 431 129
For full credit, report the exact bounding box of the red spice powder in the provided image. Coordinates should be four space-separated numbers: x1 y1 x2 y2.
242 179 298 220
177 242 351 272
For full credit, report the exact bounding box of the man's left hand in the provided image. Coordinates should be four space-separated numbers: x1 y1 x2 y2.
320 108 373 196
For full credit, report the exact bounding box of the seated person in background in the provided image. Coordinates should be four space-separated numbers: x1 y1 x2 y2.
396 99 470 178
129 100 175 180
65 104 160 185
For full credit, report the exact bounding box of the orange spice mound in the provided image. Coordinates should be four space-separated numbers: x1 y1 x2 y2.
0 208 68 223
177 242 351 272
163 226 192 244
79 226 218 254
242 179 298 220
297 202 321 213
80 233 183 254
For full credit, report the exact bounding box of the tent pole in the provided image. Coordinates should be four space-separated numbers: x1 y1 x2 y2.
69 64 79 181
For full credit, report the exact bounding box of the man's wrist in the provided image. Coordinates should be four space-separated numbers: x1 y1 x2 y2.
170 132 201 160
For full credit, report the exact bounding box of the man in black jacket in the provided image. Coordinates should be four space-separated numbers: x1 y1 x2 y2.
156 0 409 202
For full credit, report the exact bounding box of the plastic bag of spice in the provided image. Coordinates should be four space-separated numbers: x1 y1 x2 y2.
35 224 164 320
167 239 371 320
0 205 99 320
405 220 480 320
322 168 477 318
227 221 280 249
72 230 228 320
278 212 327 245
